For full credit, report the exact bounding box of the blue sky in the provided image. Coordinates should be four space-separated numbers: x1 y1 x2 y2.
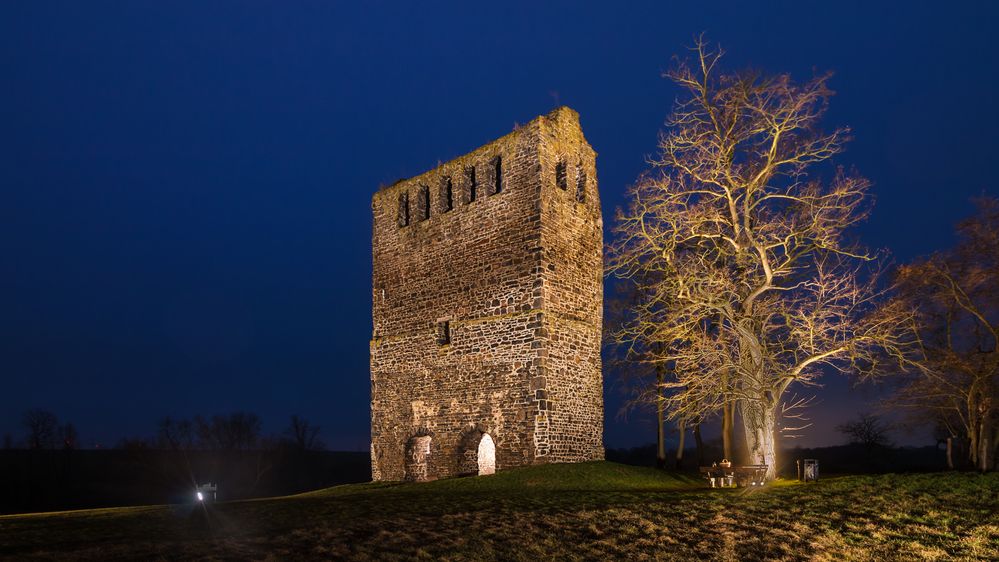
1 1 997 450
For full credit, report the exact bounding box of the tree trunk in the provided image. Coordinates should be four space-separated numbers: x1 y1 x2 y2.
656 365 666 469
675 418 686 470
741 397 777 480
970 411 991 471
946 437 954 470
722 399 734 461
693 421 704 467
979 416 992 472
721 367 734 461
992 423 999 471
959 437 972 470
980 434 989 472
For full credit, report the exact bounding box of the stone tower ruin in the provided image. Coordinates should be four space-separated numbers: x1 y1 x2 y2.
370 107 603 481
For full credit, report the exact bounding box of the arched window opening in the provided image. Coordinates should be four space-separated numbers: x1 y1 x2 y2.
404 435 432 482
477 433 496 475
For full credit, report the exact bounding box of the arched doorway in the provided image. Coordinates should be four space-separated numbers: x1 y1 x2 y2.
404 435 432 482
477 433 495 475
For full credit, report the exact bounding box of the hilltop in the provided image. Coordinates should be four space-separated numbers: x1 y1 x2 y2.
1 462 996 560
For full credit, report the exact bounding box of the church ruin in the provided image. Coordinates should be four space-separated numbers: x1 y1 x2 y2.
369 107 603 481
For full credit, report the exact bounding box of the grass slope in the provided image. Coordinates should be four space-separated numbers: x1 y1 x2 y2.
1 461 996 561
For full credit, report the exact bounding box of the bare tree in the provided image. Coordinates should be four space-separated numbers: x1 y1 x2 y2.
837 413 893 456
22 409 59 450
887 198 999 471
692 416 705 466
156 416 194 450
606 273 725 467
195 412 261 451
605 282 670 468
284 415 324 451
607 38 914 479
59 422 78 450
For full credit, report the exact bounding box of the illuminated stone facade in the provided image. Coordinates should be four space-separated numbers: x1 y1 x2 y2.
369 107 603 481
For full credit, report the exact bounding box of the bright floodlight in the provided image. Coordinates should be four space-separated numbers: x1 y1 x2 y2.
197 491 204 501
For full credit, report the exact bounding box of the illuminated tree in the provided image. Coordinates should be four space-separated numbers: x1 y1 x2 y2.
606 281 716 468
888 199 999 471
607 39 913 479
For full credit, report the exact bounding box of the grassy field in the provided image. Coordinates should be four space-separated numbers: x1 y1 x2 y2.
1 462 996 561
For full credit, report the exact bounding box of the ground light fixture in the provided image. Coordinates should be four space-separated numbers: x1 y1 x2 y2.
196 482 217 502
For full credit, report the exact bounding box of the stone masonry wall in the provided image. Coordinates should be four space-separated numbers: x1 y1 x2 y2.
537 112 604 462
370 107 602 481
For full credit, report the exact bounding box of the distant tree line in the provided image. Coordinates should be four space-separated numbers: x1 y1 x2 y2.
1 411 361 514
153 412 324 452
6 409 324 453
8 408 79 451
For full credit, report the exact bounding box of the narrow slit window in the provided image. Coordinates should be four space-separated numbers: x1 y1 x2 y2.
441 176 453 212
437 320 451 345
418 184 430 221
575 163 587 203
398 192 410 227
492 156 502 194
555 160 567 190
465 166 477 203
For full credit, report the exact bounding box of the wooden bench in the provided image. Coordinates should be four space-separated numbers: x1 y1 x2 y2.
699 465 768 488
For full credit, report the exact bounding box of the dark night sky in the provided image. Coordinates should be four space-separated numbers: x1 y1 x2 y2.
2 1 997 451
